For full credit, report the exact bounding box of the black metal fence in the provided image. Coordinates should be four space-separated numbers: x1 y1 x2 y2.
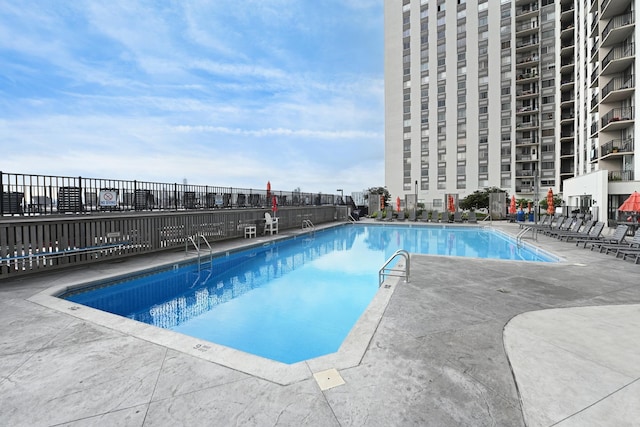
1 171 340 216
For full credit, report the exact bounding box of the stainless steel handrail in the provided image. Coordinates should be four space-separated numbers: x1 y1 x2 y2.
379 249 410 286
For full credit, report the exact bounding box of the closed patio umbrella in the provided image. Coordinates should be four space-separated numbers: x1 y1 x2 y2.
448 195 456 213
396 196 401 212
509 195 517 215
272 195 278 215
546 188 554 215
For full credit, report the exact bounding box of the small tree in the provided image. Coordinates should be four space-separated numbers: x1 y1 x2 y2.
364 187 391 208
459 187 508 211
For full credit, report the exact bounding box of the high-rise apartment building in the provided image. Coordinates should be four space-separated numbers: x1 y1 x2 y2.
385 0 638 224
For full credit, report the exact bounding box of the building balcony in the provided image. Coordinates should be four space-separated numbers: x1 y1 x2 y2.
590 122 599 137
515 121 539 130
516 105 538 114
560 131 575 141
516 54 539 66
602 12 635 47
515 169 535 177
516 137 538 146
608 170 635 182
601 43 635 75
590 94 599 113
560 93 575 104
561 45 575 59
560 2 574 14
560 76 575 87
516 71 539 82
600 107 634 130
516 88 539 98
560 58 575 73
590 42 599 64
601 137 635 158
602 0 633 20
516 3 539 18
516 40 540 53
560 112 575 123
590 13 599 36
515 21 539 36
590 66 599 88
516 187 535 194
601 75 634 103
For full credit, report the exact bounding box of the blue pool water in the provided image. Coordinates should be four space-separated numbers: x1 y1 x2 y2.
62 224 557 364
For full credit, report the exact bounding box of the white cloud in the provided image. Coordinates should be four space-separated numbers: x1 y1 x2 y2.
0 0 385 194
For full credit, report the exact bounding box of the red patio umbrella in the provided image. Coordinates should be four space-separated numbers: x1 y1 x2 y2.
546 188 554 215
618 191 640 213
448 195 456 213
266 181 271 202
509 195 517 215
396 196 401 212
272 195 278 215
528 201 532 213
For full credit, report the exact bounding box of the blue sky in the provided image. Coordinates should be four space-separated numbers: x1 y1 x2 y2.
0 1 384 195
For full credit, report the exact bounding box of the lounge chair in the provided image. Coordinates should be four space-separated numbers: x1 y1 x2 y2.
384 208 395 221
562 222 604 242
546 219 582 238
431 210 440 223
555 220 594 241
529 215 559 231
408 210 416 221
419 210 430 222
396 211 406 221
264 212 279 235
452 211 463 223
616 247 640 264
600 232 640 255
575 224 628 249
541 216 569 235
468 211 478 224
521 214 547 229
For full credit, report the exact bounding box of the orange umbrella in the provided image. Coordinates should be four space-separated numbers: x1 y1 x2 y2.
528 201 532 213
396 196 401 212
618 191 640 213
509 195 517 214
272 195 278 214
448 195 456 213
546 188 554 215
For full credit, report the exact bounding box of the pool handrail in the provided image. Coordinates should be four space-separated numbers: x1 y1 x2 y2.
379 249 410 286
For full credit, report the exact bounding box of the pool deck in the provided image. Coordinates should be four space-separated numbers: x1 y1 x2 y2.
1 220 639 426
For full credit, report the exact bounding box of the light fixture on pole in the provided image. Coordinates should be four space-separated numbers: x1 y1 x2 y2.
414 180 418 217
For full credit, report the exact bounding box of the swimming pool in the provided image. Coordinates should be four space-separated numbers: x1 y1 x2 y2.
60 224 557 364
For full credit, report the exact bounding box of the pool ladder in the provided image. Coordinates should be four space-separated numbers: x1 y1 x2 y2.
302 219 315 231
378 249 410 287
516 226 537 247
186 234 213 266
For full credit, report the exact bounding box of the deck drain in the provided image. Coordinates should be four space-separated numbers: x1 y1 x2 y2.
313 368 345 391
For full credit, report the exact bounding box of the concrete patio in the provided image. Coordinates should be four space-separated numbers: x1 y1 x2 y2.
0 221 638 426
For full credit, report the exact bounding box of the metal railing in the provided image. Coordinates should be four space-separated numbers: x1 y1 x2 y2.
601 107 634 127
1 171 340 216
601 43 635 71
602 12 634 42
379 249 410 286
